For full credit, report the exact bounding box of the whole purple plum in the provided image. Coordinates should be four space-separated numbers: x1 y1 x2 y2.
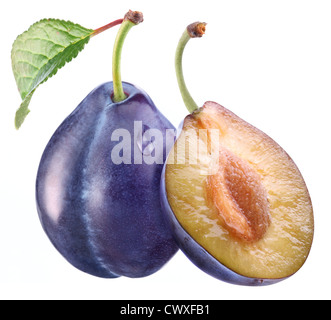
36 81 178 278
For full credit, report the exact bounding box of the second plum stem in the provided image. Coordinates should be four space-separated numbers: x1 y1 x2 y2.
175 31 199 113
175 22 207 114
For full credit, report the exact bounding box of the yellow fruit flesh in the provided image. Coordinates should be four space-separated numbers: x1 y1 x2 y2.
165 102 314 279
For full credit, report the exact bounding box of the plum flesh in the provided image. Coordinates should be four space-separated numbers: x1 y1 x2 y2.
160 171 283 286
36 82 178 278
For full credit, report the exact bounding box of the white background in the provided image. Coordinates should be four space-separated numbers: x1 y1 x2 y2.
1 0 330 300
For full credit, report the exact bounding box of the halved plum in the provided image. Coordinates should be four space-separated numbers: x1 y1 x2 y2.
161 102 314 285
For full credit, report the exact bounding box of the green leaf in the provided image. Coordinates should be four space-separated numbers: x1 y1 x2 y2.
11 19 94 129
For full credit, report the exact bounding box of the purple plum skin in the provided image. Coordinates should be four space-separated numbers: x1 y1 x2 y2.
36 82 178 278
160 163 285 286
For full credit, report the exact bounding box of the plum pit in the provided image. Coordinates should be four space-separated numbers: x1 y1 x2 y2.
207 148 271 242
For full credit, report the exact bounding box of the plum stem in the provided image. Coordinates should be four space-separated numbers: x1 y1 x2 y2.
175 22 207 113
112 10 143 102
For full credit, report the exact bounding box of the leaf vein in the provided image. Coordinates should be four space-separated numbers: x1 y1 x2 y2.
23 37 66 48
14 49 49 60
15 60 39 70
